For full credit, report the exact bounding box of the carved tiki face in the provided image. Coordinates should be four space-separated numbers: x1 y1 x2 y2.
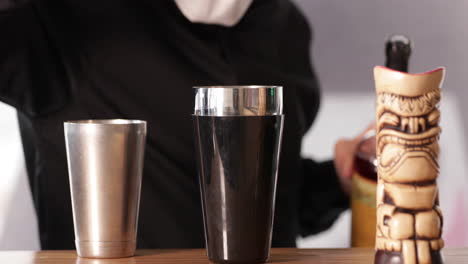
376 67 444 190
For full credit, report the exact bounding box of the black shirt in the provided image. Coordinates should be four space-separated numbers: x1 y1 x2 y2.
0 0 348 249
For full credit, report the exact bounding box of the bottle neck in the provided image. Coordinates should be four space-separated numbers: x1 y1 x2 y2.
385 59 408 72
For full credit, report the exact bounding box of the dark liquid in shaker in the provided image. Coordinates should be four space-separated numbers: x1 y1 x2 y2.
193 115 283 264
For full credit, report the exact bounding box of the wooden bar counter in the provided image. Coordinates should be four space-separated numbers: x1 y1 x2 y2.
1 248 467 263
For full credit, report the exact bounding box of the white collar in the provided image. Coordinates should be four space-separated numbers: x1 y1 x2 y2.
175 0 253 27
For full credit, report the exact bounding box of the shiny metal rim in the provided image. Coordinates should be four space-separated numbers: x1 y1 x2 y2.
64 119 146 125
194 85 283 116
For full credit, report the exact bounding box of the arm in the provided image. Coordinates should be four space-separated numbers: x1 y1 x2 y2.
298 159 348 236
0 0 69 116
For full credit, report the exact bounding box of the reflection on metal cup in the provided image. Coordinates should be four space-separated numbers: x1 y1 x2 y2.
75 256 137 264
193 86 284 263
64 119 146 258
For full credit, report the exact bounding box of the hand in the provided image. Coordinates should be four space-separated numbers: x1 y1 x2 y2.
333 123 375 194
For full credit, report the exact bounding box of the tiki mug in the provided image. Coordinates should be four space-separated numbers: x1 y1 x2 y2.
374 66 445 264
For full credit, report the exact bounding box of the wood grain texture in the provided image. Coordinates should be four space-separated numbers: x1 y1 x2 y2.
0 248 467 263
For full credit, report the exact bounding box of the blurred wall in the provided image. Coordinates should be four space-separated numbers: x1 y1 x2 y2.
1 0 468 249
294 0 468 247
0 104 39 250
294 0 468 95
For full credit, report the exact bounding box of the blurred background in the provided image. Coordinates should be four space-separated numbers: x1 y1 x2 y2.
1 0 468 249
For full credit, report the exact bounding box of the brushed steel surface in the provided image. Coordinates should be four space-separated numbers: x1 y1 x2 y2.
194 86 283 116
64 120 146 258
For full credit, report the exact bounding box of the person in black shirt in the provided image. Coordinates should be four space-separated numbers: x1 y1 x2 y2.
0 0 361 249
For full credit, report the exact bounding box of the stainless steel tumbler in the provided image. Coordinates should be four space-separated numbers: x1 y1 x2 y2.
193 86 284 264
64 119 146 258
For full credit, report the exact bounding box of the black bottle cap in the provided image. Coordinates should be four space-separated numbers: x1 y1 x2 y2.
385 34 412 73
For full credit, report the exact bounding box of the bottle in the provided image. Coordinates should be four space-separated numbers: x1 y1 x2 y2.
350 34 412 247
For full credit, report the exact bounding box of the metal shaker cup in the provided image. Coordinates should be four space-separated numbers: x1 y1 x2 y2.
64 119 146 258
193 86 284 263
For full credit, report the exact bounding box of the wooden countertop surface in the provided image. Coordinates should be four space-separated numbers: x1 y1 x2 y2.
1 248 467 263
